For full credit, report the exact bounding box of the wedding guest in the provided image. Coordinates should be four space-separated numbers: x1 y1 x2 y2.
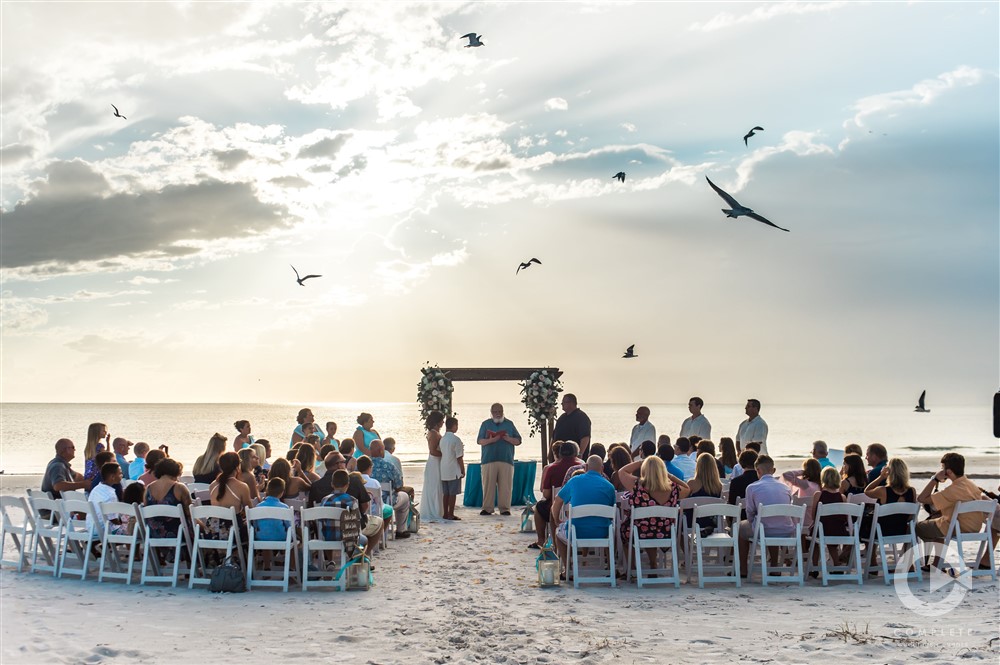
296 444 321 483
137 449 166 486
112 438 132 477
551 456 615 564
237 447 262 503
144 458 192 539
257 439 272 472
844 443 864 457
529 441 582 549
655 439 685 479
83 422 110 482
671 438 696 481
639 440 657 460
307 452 349 508
685 452 724 532
840 454 868 496
552 394 592 459
719 438 738 476
383 438 403 476
727 450 760 520
629 406 656 458
253 478 291 542
369 440 411 538
233 420 254 451
738 455 793 575
608 445 634 491
268 457 311 500
338 439 359 471
323 422 339 448
782 458 822 500
808 467 850 569
811 440 835 469
192 433 228 484
422 411 445 522
914 453 983 546
731 442 762 478
679 397 712 440
865 443 888 484
696 440 726 477
353 412 381 458
89 452 119 494
129 442 150 481
290 408 319 447
88 462 127 535
249 443 268 484
864 458 916 536
477 403 522 516
617 456 689 571
735 399 769 455
439 416 465 521
41 438 89 498
207 452 252 541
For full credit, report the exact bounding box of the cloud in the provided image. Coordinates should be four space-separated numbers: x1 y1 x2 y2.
297 133 351 159
213 148 251 170
688 1 849 32
123 276 177 286
0 294 48 333
845 66 991 129
2 160 291 275
621 122 637 133
1 142 35 166
269 175 311 188
544 97 569 111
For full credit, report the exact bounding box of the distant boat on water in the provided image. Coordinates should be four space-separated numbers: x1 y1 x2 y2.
914 390 930 413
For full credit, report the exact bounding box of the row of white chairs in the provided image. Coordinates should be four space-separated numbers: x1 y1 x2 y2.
0 494 365 592
561 497 998 589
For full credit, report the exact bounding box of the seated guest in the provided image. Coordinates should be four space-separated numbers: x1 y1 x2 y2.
685 452 724 532
257 439 272 473
840 454 868 496
782 458 822 500
808 467 849 569
350 471 384 557
249 443 268 485
137 449 166 486
383 438 403 476
308 452 349 508
738 455 794 575
719 438 738 477
143 458 192 538
308 453 380 554
727 450 760 520
254 478 291 541
207 452 252 540
617 456 689 571
338 439 358 472
237 448 262 503
844 443 864 458
295 445 321 483
696 440 726 478
192 434 228 484
638 440 657 460
564 443 608 484
88 462 127 535
865 443 888 484
655 441 685 479
319 469 368 554
268 457 311 500
672 438 696 481
112 438 133 477
89 451 118 492
128 442 150 481
811 440 835 469
369 440 412 539
607 444 633 491
529 441 583 550
731 442 762 478
551 456 616 565
356 456 391 532
915 453 984 549
864 457 916 536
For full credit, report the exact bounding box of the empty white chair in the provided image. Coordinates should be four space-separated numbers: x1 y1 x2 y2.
941 499 998 582
866 502 921 585
692 503 742 588
807 502 865 586
747 503 806 586
139 504 193 587
59 499 104 580
246 505 298 591
28 496 64 576
97 502 144 584
188 505 245 589
60 490 88 503
567 504 617 588
301 506 348 591
0 495 35 572
627 505 681 588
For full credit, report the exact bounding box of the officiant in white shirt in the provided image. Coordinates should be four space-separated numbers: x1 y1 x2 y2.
629 406 657 458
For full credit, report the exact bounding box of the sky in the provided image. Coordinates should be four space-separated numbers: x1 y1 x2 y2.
1 1 997 407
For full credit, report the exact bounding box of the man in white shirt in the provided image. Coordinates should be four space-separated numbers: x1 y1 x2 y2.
671 438 697 480
679 396 712 440
735 398 769 456
629 406 656 458
88 462 124 535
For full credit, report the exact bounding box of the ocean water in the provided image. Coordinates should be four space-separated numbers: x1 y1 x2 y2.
1 402 997 476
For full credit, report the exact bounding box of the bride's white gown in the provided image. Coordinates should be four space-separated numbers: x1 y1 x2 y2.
422 455 443 522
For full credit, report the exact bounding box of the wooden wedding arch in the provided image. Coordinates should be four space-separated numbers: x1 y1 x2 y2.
436 367 562 461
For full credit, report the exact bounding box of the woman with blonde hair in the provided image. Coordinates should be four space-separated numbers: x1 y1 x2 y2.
237 447 262 503
617 456 690 570
685 452 724 532
192 433 228 484
864 457 916 537
809 466 850 570
84 422 109 482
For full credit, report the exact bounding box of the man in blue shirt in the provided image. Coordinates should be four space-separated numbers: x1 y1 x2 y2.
551 456 616 563
477 403 522 516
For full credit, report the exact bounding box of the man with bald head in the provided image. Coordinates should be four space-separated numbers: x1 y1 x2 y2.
550 455 616 563
369 439 412 539
112 437 133 477
41 439 90 498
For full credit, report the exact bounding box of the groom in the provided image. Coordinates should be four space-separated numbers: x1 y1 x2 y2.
477 403 522 516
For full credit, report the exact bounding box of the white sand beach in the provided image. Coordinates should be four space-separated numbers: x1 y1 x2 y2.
2 468 998 664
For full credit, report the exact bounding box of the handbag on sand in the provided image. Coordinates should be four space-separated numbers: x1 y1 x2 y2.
406 504 420 534
208 556 246 593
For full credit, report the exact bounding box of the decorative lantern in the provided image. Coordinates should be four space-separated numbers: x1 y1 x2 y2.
536 540 560 586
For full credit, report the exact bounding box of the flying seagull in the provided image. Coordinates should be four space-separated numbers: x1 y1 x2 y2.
622 344 637 359
461 33 484 47
613 172 626 183
111 104 127 120
914 390 931 413
291 264 322 286
743 126 763 146
705 176 790 232
516 258 541 275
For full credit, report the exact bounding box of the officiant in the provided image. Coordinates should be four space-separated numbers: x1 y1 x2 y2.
476 403 522 516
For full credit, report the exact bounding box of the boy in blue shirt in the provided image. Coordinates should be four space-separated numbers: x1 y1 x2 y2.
255 478 291 541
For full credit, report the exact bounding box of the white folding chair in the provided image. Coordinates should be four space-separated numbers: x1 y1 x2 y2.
806 502 864 586
567 504 617 588
301 506 348 591
692 503 742 588
193 489 212 505
188 505 245 589
139 504 193 587
866 502 922 585
679 496 724 578
848 494 876 506
179 475 195 484
941 499 998 582
26 489 53 501
0 496 35 572
97 502 144 584
747 503 806 586
59 499 104 580
380 482 396 543
60 490 88 503
246 505 298 591
627 505 681 588
28 496 64 576
186 482 210 494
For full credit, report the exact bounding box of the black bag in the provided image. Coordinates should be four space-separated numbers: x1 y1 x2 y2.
208 556 246 593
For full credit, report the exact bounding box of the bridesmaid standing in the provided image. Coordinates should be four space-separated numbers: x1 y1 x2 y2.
352 412 380 458
422 411 445 522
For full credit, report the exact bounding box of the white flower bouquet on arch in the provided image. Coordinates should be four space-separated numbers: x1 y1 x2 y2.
417 364 454 420
519 369 562 437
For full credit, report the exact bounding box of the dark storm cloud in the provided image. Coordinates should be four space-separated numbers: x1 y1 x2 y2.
1 160 291 269
298 133 351 159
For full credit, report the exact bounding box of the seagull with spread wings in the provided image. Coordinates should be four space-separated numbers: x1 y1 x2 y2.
613 172 626 183
516 258 541 275
743 126 763 146
291 265 322 286
705 176 790 232
461 33 484 47
622 344 638 359
111 104 127 120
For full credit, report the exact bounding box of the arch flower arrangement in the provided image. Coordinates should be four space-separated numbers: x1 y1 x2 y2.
417 365 454 420
519 369 563 437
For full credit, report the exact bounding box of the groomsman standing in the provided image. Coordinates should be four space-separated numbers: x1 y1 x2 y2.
679 396 712 440
629 406 656 458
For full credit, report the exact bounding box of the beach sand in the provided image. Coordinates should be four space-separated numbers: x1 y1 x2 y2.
2 467 998 664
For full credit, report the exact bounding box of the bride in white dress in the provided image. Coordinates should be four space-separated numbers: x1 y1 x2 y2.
421 411 445 522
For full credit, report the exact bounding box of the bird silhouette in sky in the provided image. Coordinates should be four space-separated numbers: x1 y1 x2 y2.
613 172 626 182
622 344 638 359
291 265 322 286
743 126 763 146
705 176 790 232
516 258 541 275
111 104 127 120
461 33 484 47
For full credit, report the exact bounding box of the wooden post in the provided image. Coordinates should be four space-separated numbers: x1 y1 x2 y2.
540 418 549 464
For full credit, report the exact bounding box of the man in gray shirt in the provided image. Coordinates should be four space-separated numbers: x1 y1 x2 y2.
41 439 89 498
